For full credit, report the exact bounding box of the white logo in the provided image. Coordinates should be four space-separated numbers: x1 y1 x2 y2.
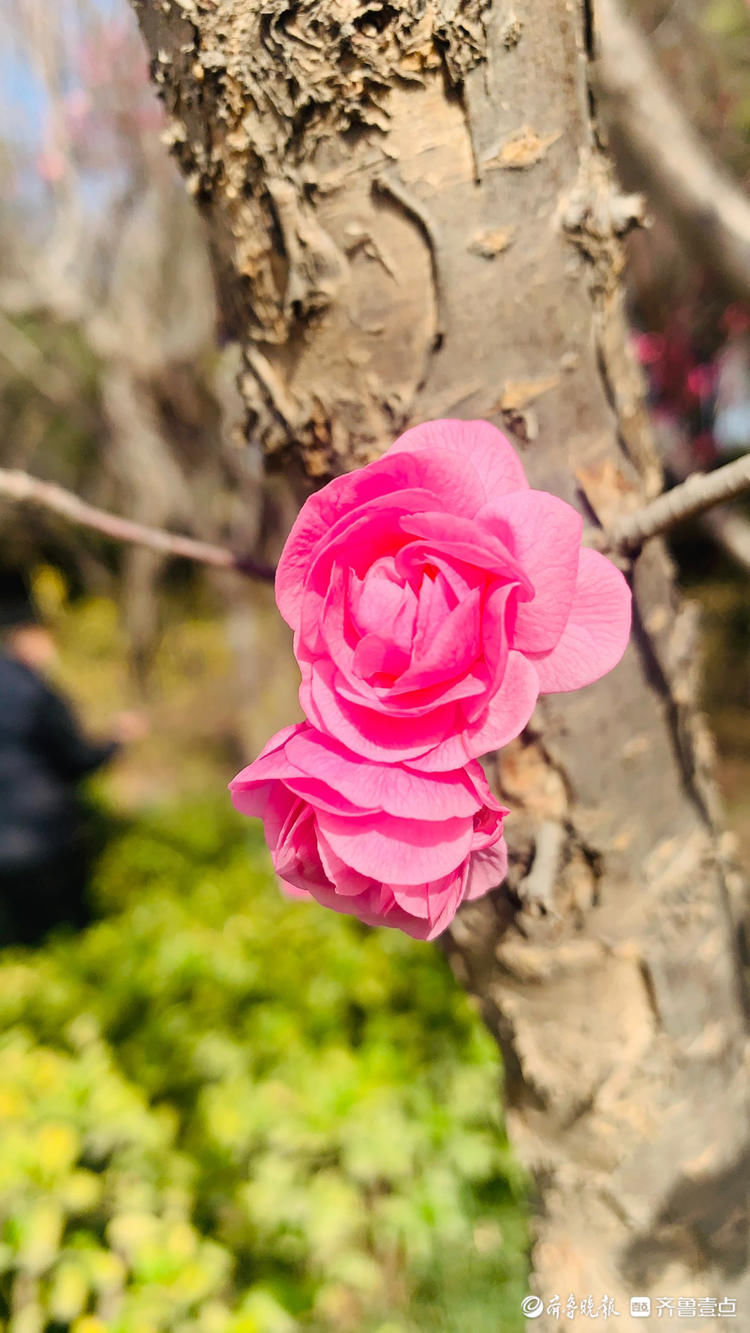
521 1295 544 1318
630 1296 652 1317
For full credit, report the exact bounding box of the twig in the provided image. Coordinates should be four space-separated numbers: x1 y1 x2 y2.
0 467 276 582
595 0 750 302
605 453 750 552
658 427 750 574
701 506 750 574
4 451 749 581
0 311 77 408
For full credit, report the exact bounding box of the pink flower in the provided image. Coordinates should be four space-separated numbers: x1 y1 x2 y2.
631 331 665 366
229 723 509 941
686 364 716 401
276 419 632 769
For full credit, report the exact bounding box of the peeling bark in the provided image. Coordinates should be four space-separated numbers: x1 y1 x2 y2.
131 0 750 1323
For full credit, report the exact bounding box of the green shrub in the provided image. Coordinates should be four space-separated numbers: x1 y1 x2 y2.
0 801 528 1331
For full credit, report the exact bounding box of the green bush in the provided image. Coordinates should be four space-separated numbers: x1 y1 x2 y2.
0 801 528 1332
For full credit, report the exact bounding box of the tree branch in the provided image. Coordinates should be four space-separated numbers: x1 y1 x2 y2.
595 0 750 302
4 452 750 581
700 505 750 573
592 453 750 553
658 427 750 575
0 310 78 408
0 467 276 582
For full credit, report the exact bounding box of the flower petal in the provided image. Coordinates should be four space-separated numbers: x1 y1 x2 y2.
284 727 481 819
399 589 482 690
390 870 464 935
399 510 533 587
315 807 471 884
316 828 377 897
278 879 314 901
479 490 582 653
465 841 508 900
304 658 461 762
277 478 436 629
408 650 539 770
532 547 632 692
386 419 529 510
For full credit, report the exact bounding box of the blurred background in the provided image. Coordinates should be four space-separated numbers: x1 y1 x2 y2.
0 0 748 1328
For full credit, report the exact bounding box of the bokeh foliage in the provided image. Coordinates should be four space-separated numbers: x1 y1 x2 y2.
0 799 528 1333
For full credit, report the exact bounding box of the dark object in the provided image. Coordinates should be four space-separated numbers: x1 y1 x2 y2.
0 848 92 946
0 569 39 630
0 654 118 945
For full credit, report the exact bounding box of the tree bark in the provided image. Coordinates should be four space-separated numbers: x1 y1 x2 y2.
130 0 750 1323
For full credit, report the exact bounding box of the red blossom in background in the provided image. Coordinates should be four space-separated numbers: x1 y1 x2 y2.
633 303 750 464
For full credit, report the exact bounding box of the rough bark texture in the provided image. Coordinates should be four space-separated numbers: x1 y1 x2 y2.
131 0 750 1324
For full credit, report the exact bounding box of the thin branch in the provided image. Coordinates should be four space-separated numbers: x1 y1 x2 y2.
595 0 750 302
593 453 750 553
659 428 750 574
4 453 749 581
0 310 77 407
0 467 276 582
701 506 750 574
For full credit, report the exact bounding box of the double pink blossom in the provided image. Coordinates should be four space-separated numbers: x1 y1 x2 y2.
231 419 632 938
230 723 508 941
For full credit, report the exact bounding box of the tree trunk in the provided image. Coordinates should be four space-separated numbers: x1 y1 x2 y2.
131 0 750 1323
